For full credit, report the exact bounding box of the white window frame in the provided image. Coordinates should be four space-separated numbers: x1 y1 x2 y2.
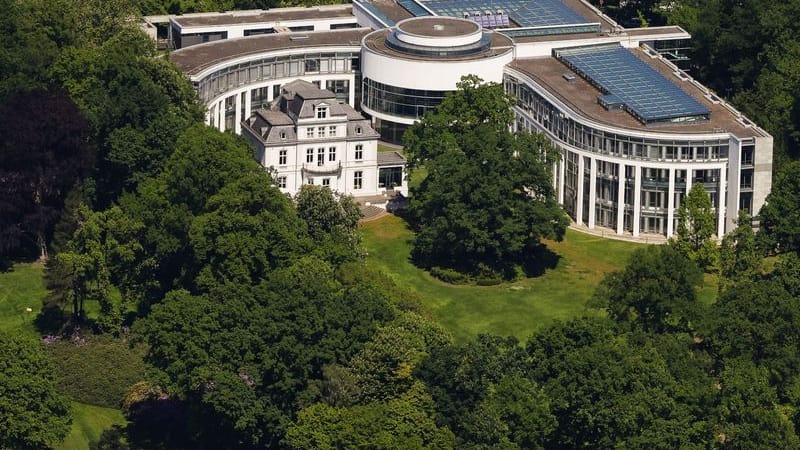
278 149 287 165
353 170 363 190
355 144 363 160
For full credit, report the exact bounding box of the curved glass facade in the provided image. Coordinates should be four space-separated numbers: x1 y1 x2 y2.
362 77 448 120
197 52 359 104
504 75 730 162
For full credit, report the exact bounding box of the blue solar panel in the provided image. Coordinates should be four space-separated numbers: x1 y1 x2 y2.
397 0 433 17
556 45 710 123
422 0 593 28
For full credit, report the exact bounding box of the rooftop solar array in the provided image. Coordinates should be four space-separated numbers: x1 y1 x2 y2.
555 45 710 124
422 0 591 28
466 12 510 28
397 0 433 17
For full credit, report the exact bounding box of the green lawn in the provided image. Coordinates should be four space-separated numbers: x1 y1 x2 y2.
1 264 128 450
56 402 126 450
0 263 46 340
361 215 650 342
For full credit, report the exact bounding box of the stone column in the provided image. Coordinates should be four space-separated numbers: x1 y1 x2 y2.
234 92 242 135
616 163 625 235
717 165 726 238
667 167 675 238
576 155 585 226
558 153 566 205
633 165 641 236
588 157 597 229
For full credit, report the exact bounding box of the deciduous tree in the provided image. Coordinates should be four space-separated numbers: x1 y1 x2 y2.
405 75 568 277
0 332 72 450
671 183 718 270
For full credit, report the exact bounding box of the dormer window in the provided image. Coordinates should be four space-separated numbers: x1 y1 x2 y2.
280 131 287 140
316 105 328 119
355 126 362 135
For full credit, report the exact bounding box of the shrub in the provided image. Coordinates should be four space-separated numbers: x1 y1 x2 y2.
45 332 148 408
430 266 470 284
476 277 503 286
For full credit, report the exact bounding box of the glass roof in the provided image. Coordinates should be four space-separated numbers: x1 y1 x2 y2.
556 45 710 124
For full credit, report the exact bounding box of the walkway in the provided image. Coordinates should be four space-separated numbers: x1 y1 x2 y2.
569 222 668 245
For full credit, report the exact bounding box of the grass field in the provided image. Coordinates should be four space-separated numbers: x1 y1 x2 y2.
0 264 128 450
0 263 46 340
362 215 719 342
56 402 126 450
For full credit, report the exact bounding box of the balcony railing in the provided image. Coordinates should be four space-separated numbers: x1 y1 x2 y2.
302 161 342 175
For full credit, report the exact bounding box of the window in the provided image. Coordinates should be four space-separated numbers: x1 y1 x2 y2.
329 125 337 136
306 128 314 138
306 148 314 163
353 171 363 190
355 144 363 160
279 131 286 140
279 149 287 165
322 178 330 187
317 148 325 166
307 178 314 185
277 176 287 188
328 147 336 162
318 126 326 138
272 84 281 99
355 126 362 135
316 105 328 119
378 167 403 188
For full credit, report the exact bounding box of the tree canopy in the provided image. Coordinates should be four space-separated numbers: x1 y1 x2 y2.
0 332 72 450
404 75 568 278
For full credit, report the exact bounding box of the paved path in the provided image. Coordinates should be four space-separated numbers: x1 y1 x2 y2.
359 205 387 222
569 222 668 245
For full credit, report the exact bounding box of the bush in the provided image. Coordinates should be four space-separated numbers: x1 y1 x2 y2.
430 266 470 284
45 331 148 408
476 277 503 286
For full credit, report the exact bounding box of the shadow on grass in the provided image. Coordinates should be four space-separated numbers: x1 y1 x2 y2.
521 244 561 278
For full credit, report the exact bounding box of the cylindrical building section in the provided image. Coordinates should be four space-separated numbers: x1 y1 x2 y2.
360 16 514 143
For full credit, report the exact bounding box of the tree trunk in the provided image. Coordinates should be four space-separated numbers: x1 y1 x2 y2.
37 232 48 262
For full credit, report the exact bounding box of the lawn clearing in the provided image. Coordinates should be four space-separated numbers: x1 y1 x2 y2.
361 215 646 342
0 263 46 339
56 402 126 450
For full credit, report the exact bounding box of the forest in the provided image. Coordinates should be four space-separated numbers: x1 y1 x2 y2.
3 0 800 449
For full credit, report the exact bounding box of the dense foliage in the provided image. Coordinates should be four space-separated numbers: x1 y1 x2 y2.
5 0 800 448
405 76 569 278
0 332 72 449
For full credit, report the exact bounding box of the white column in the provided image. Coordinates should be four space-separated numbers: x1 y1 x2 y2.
217 100 225 132
717 165 726 238
616 163 625 235
234 93 242 135
633 165 641 236
588 157 597 229
348 78 356 106
558 153 566 205
576 155 585 225
667 167 676 238
244 89 252 119
686 167 692 195
552 161 558 196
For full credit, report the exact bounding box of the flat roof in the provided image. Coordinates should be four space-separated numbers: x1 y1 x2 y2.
171 6 354 28
364 27 513 61
361 0 415 23
170 28 370 76
397 16 480 37
556 45 709 123
509 25 689 44
508 49 765 137
423 0 590 28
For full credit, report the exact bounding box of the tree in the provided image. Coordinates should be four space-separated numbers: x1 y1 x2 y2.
758 161 800 253
404 75 568 277
714 358 800 449
706 277 800 400
671 183 718 270
0 332 72 449
294 185 363 265
0 88 93 260
286 382 455 450
592 245 703 333
719 210 761 291
532 331 702 449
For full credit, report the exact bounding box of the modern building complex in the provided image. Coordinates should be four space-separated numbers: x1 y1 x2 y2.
163 0 772 237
